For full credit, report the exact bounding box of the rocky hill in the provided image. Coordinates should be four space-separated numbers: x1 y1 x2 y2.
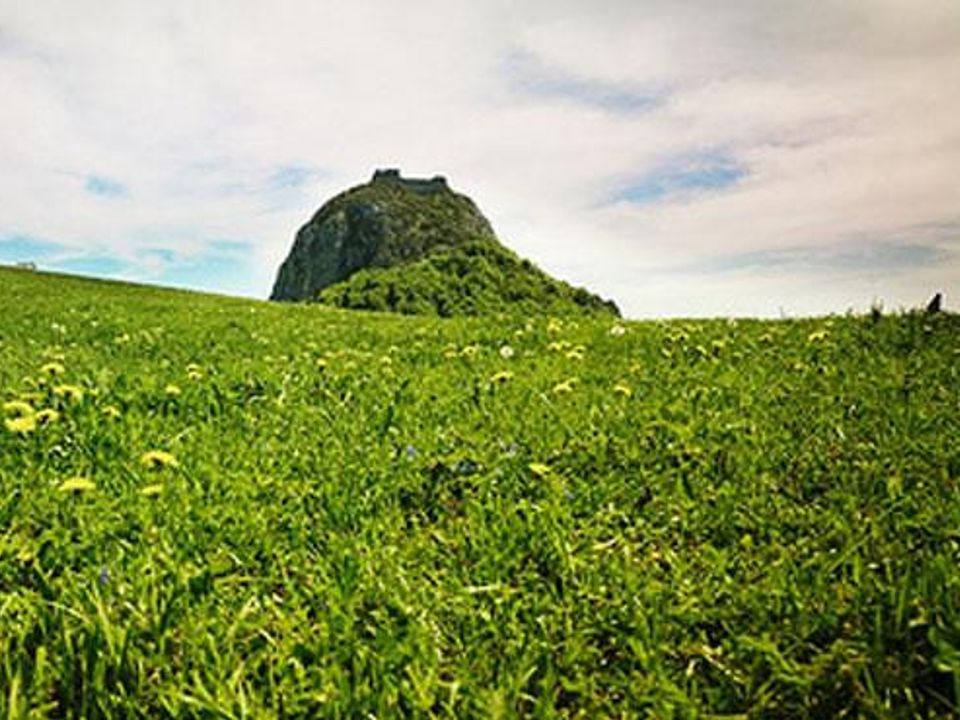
270 169 619 317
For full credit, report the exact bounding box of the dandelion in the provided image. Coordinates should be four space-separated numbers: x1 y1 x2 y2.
565 347 585 361
315 357 328 369
140 450 179 470
186 363 203 381
807 330 829 343
613 382 633 397
499 345 515 359
4 415 36 434
58 476 95 493
102 405 122 420
551 378 577 395
609 324 627 337
35 408 60 425
490 370 514 384
3 400 34 418
528 462 552 478
547 318 563 334
40 362 66 377
139 483 164 496
460 345 479 358
164 384 182 397
53 384 84 403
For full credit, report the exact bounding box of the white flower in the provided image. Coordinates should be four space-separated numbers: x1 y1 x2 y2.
499 345 515 359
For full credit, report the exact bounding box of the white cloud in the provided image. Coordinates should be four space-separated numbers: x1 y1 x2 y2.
0 0 957 316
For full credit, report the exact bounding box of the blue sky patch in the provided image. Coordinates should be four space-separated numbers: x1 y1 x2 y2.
85 176 128 198
503 50 663 114
673 242 950 276
267 165 316 191
618 155 746 204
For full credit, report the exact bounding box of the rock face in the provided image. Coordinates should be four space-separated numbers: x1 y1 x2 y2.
270 169 496 301
270 169 619 317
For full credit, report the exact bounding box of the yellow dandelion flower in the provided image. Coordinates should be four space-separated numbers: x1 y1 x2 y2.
490 370 514 384
528 462 552 478
546 318 563 334
40 362 65 377
807 330 829 343
3 400 34 418
551 378 577 395
164 384 182 397
315 357 328 369
5 415 36 434
613 382 633 397
102 405 122 420
139 483 164 497
140 450 179 470
460 345 479 358
53 385 84 403
35 408 60 425
565 348 585 361
186 363 204 380
58 477 96 493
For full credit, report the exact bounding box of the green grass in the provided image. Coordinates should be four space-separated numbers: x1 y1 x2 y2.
1 266 958 718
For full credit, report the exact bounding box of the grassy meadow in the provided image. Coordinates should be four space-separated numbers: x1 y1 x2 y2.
1 266 958 718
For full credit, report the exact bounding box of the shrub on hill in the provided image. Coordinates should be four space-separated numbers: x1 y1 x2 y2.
315 240 620 317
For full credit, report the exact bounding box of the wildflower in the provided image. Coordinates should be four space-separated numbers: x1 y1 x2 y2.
186 363 203 381
565 347 585 361
499 345 515 359
551 378 577 395
140 450 179 470
547 318 563 334
4 415 36 434
40 362 65 377
3 400 34 418
102 405 122 420
114 333 130 345
460 345 479 358
807 330 829 343
609 324 627 336
58 476 95 493
490 370 514 384
139 483 164 496
315 357 328 369
164 384 182 397
528 462 552 478
613 382 633 397
35 408 60 425
53 384 84 403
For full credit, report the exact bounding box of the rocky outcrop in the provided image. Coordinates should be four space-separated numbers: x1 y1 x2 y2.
270 169 495 301
270 169 619 317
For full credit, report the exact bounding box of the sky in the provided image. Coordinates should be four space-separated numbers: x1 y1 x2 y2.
1 0 958 318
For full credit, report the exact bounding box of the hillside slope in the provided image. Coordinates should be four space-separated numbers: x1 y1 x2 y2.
1 266 958 717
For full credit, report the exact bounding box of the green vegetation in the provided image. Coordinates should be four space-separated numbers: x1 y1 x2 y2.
1 265 958 718
270 171 618 316
317 241 620 317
